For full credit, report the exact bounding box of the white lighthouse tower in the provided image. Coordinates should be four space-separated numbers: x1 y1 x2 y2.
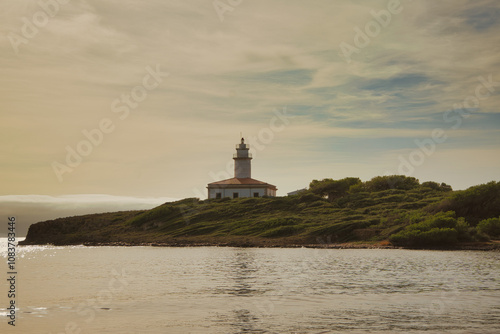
234 138 252 178
207 138 277 199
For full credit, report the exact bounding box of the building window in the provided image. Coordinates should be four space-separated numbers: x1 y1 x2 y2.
233 192 239 199
253 192 259 197
215 193 222 199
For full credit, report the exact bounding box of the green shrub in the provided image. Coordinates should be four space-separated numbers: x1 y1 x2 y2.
421 228 458 245
349 183 365 193
298 192 326 203
477 217 500 238
260 225 303 237
307 200 331 208
455 218 473 241
432 181 500 223
390 211 467 247
440 183 453 192
421 181 441 190
407 211 457 231
390 227 458 247
309 177 362 201
401 211 426 224
260 217 302 229
365 175 420 192
389 229 420 246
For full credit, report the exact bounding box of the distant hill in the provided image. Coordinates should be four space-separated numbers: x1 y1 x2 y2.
20 176 500 250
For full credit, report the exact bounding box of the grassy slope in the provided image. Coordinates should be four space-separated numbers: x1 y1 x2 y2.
19 186 455 246
20 180 500 248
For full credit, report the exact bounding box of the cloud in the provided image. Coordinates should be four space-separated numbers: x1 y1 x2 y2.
0 0 499 208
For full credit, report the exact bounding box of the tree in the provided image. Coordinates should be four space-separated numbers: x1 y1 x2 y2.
365 175 419 192
435 181 500 223
309 177 361 201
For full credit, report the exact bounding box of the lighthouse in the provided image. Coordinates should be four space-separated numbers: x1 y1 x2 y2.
207 138 277 199
234 137 251 178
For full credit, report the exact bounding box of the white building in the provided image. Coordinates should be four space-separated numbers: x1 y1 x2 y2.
287 188 307 196
207 138 277 199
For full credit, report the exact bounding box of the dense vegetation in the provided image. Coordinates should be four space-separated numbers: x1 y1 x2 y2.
21 176 500 249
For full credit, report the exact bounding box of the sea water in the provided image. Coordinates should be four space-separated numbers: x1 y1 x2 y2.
0 238 499 333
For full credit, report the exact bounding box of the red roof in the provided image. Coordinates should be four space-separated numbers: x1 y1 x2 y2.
208 177 277 189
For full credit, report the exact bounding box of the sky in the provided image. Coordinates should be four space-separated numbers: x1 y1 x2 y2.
1 0 499 235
